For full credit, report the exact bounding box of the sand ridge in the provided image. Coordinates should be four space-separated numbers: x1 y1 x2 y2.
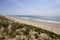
6 17 60 34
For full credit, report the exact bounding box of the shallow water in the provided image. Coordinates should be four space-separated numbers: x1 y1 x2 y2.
9 15 60 24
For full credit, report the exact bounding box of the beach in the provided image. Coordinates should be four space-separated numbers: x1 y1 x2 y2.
6 17 60 34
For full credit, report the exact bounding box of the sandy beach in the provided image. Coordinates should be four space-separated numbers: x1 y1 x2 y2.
6 17 60 34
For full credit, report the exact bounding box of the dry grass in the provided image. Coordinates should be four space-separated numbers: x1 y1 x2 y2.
0 15 60 40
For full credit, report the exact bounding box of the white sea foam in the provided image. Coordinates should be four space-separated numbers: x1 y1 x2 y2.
10 16 60 24
32 19 60 24
20 17 60 24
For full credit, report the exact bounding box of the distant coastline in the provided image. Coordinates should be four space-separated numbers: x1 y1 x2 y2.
6 16 60 34
9 15 60 24
0 15 60 40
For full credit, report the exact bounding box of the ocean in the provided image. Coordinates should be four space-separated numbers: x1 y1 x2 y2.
9 15 60 24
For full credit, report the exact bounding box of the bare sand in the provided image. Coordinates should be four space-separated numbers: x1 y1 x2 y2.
6 17 60 34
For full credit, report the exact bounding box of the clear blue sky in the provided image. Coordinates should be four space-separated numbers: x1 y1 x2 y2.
0 0 60 16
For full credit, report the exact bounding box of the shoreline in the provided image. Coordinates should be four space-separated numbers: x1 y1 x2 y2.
6 16 60 34
31 19 60 24
11 16 60 24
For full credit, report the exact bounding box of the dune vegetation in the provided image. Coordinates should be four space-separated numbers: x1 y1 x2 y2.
0 15 60 40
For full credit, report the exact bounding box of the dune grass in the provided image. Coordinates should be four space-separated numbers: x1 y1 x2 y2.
0 15 60 40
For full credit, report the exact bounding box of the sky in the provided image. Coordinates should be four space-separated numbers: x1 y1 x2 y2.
0 0 60 16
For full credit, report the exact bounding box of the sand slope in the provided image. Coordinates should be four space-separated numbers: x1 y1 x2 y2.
6 17 60 34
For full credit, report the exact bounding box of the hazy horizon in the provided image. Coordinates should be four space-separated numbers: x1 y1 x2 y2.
0 0 60 16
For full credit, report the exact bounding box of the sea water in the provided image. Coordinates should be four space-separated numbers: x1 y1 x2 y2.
9 15 60 24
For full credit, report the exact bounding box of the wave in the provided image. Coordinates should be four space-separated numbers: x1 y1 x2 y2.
20 17 60 24
10 15 60 24
32 19 60 24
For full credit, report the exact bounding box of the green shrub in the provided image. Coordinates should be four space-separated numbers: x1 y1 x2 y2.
0 21 9 28
0 15 60 40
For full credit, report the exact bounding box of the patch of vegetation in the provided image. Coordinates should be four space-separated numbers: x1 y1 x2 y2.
0 15 60 40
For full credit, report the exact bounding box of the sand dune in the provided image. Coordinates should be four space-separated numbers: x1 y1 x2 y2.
6 17 60 34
